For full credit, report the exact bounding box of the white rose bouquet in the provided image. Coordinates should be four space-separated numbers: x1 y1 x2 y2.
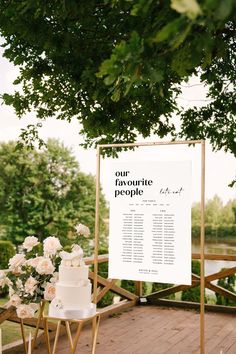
0 235 63 318
1 224 90 319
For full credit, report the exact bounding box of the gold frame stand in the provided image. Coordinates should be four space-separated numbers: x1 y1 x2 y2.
43 313 100 354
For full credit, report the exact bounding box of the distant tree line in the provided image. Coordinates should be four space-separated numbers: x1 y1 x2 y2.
192 195 236 237
0 139 108 254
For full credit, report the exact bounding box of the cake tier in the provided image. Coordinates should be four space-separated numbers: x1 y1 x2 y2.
58 265 89 285
55 282 91 308
48 302 96 320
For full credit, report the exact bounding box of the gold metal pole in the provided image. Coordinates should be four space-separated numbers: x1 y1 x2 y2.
99 139 202 149
52 320 61 354
43 318 51 354
92 314 100 354
20 319 27 354
72 321 83 354
32 300 45 352
94 145 101 304
200 140 205 354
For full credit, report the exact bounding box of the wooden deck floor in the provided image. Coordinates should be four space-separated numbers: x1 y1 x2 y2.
34 306 236 354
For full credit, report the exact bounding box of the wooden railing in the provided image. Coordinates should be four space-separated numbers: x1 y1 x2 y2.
145 253 236 313
0 253 235 352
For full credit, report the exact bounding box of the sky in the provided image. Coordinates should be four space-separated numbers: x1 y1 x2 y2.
0 46 235 205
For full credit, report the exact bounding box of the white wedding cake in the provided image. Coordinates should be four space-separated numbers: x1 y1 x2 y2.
49 245 96 319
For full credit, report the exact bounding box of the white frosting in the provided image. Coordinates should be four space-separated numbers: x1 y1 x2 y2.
56 282 91 308
58 265 89 284
49 262 95 319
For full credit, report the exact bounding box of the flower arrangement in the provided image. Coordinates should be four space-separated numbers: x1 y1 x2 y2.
0 224 90 319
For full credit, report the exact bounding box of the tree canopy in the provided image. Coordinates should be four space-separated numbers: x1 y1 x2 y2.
0 139 108 247
0 0 235 157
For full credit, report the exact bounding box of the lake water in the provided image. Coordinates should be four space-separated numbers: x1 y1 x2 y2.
192 237 236 294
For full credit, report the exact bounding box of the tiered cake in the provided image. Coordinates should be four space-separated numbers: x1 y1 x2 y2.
49 245 96 319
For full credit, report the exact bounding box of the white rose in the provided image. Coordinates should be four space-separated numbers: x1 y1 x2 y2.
75 224 90 237
9 294 22 307
36 258 55 275
9 287 14 297
22 236 39 252
50 272 59 284
43 236 62 256
16 278 23 289
16 304 35 319
0 271 11 287
26 256 44 268
24 276 38 295
9 254 26 273
44 283 56 301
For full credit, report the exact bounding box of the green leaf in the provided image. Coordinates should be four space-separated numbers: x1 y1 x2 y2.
154 18 182 43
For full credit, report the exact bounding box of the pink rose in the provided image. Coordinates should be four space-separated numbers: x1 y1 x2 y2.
36 258 55 275
8 254 26 273
0 271 12 287
24 276 38 295
26 256 44 268
43 236 62 256
22 236 39 252
44 283 56 301
75 224 90 237
9 294 22 307
16 304 35 319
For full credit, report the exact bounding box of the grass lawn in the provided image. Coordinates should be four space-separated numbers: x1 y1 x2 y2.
0 297 33 346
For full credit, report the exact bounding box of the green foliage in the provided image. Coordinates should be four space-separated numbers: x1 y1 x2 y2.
0 140 108 251
216 270 236 306
0 241 15 269
192 196 236 238
97 257 115 308
181 260 201 302
121 279 147 295
0 1 235 159
151 282 175 300
0 240 15 296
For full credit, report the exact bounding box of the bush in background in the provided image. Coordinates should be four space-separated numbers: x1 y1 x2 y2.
181 260 201 302
0 240 15 296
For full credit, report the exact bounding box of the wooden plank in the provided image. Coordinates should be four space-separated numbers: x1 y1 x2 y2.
96 279 117 303
146 283 197 300
84 253 236 264
98 299 136 318
89 271 138 301
6 315 57 331
135 281 142 297
206 282 236 302
0 306 15 324
147 298 236 313
206 267 236 282
192 253 236 261
84 254 108 265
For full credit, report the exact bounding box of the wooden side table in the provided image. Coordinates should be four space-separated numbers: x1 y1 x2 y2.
43 312 100 354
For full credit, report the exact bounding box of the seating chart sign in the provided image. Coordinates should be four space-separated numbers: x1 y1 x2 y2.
108 161 192 285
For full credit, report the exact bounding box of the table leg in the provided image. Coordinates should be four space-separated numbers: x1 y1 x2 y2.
92 314 100 354
52 320 61 354
43 318 51 354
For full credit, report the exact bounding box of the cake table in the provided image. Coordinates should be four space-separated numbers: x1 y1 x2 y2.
43 312 100 354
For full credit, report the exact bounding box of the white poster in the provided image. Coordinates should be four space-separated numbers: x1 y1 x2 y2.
108 161 192 285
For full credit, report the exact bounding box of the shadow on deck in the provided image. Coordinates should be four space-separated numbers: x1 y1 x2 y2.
32 305 236 354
